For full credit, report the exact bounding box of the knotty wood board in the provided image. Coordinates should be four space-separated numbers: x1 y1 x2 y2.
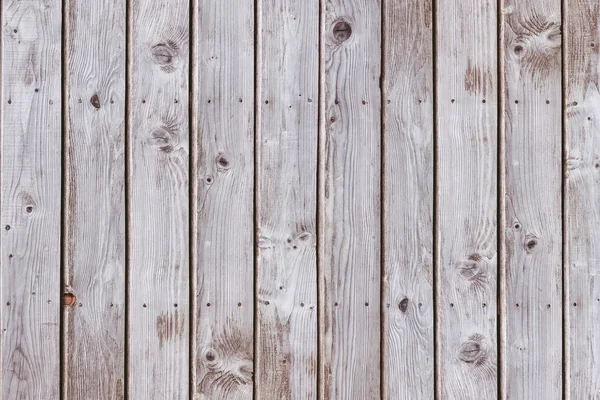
255 0 319 398
192 0 255 398
436 0 498 398
1 1 62 398
128 0 190 398
319 0 382 398
501 1 563 399
63 0 126 398
382 0 434 398
565 0 599 398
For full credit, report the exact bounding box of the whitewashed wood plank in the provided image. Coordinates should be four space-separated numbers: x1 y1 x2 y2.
382 0 434 398
128 1 190 398
319 0 381 398
192 0 255 398
1 1 62 398
436 0 498 398
501 0 563 398
255 0 319 398
63 1 126 398
564 1 598 399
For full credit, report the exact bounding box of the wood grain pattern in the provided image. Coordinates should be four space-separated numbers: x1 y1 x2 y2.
565 1 599 398
192 1 255 398
382 0 434 398
255 0 319 398
128 1 190 398
63 1 126 398
319 0 381 398
436 0 498 398
1 1 62 398
501 0 563 398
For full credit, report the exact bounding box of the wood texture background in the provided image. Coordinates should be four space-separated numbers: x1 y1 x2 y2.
1 1 598 399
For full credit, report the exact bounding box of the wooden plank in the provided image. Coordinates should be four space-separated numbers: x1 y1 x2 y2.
435 0 498 398
501 0 563 398
63 1 126 398
191 0 255 398
128 0 190 398
319 0 381 398
564 1 599 398
382 0 434 398
255 0 319 398
1 1 62 398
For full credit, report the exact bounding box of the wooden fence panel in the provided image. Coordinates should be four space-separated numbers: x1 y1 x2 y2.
192 0 255 398
63 0 126 398
382 0 434 398
501 0 563 398
255 0 319 398
565 0 599 398
319 0 382 398
436 0 498 398
1 1 62 398
128 0 190 398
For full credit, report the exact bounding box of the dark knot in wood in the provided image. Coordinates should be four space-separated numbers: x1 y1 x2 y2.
151 42 179 72
458 336 487 365
399 298 409 313
333 21 352 43
90 93 101 109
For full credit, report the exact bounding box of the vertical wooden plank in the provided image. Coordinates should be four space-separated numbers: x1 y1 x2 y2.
192 0 254 398
501 0 563 398
382 0 434 398
436 0 498 398
255 0 318 398
63 1 126 398
128 0 190 398
1 1 62 398
319 0 381 398
565 1 598 398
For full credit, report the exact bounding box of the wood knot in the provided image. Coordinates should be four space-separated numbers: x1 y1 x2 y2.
215 153 230 171
399 298 409 313
333 20 352 43
458 335 488 365
90 93 101 109
524 234 539 254
149 124 179 153
62 293 76 307
456 254 488 287
150 41 179 72
513 44 524 56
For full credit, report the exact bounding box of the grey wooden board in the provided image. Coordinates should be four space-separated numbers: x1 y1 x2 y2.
1 1 62 398
382 0 434 398
128 0 190 398
436 0 499 398
255 0 319 398
565 0 600 398
192 0 255 398
501 0 563 398
319 0 382 398
63 0 126 398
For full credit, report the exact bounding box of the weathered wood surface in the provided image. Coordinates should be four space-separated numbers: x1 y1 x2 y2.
436 0 498 398
382 0 434 398
501 0 563 398
128 0 190 398
565 1 600 399
1 1 62 398
63 0 126 398
192 0 255 398
319 0 382 398
3 2 600 399
255 0 319 398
